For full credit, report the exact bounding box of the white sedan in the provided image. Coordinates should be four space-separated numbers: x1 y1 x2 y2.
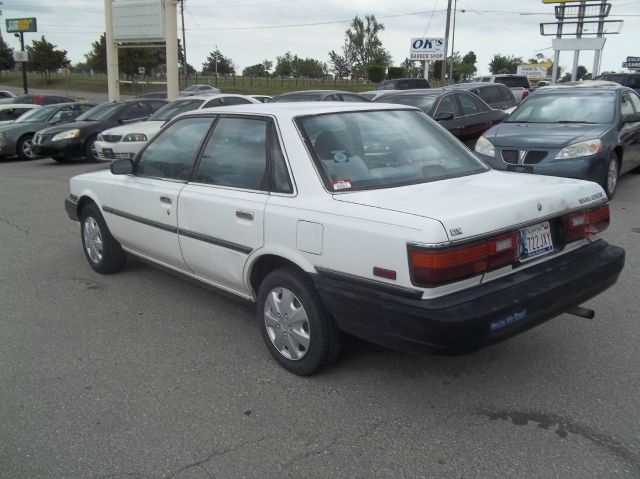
65 103 625 375
94 94 260 161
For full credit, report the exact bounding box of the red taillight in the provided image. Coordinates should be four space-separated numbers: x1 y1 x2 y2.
522 90 530 100
563 205 610 243
409 232 519 287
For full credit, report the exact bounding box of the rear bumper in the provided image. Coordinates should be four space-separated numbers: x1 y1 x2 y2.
313 240 625 355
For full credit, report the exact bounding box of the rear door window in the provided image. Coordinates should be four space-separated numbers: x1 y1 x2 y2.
435 94 459 118
457 93 484 115
495 76 529 88
481 86 502 105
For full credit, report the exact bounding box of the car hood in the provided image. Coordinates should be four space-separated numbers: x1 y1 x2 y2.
483 122 610 148
333 170 606 241
38 120 112 135
101 120 164 136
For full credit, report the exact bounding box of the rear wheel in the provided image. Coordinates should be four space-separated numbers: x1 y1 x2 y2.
80 203 126 274
84 135 100 162
602 153 619 199
257 267 342 375
17 134 35 161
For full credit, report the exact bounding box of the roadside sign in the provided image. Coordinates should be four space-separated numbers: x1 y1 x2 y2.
410 38 445 61
517 65 548 79
13 51 29 62
626 56 640 62
138 66 146 75
622 61 640 69
6 17 37 33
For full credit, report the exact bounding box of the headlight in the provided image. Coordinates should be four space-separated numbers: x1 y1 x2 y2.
97 133 104 141
475 136 495 157
52 129 80 142
122 133 148 142
555 139 603 159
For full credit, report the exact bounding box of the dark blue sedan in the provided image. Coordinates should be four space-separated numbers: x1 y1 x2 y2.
474 83 640 198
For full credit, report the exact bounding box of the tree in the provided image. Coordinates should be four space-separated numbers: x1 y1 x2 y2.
243 63 269 77
0 36 16 76
561 65 589 82
26 36 70 80
387 67 405 79
262 59 273 76
329 15 391 79
328 45 352 78
202 49 235 75
489 54 523 74
401 59 422 78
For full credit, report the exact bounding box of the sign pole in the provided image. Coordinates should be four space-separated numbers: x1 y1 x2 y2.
19 32 27 94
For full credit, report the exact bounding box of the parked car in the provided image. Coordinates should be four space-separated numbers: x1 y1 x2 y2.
251 95 272 103
359 90 399 101
377 78 431 90
0 104 40 126
474 84 640 198
476 74 532 103
94 94 260 161
179 84 221 96
595 72 640 94
9 94 76 105
0 90 17 103
270 90 370 102
375 88 507 147
136 91 168 99
32 99 167 162
64 102 624 375
444 82 517 112
0 103 95 160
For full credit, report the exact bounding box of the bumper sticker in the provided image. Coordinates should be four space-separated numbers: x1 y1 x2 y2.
490 309 527 332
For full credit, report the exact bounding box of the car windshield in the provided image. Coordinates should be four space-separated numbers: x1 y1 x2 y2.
15 106 54 123
149 99 205 121
507 93 615 124
272 94 325 102
375 94 437 113
76 102 121 121
297 109 487 192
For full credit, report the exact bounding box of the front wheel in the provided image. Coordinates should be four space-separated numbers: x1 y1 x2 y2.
80 203 126 274
84 135 100 162
257 267 342 375
602 153 619 199
17 134 35 161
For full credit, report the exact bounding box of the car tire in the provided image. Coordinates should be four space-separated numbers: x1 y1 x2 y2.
80 203 126 274
84 135 100 162
257 267 342 376
602 153 620 199
17 134 35 161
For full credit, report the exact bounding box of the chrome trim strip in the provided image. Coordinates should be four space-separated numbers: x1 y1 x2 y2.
102 206 178 233
178 228 253 254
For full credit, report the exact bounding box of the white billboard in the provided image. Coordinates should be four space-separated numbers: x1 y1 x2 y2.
410 38 445 61
112 0 165 43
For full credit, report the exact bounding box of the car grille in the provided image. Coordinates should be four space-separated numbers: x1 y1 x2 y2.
523 151 548 164
501 149 548 165
33 134 52 145
101 134 122 143
96 151 135 161
501 149 519 164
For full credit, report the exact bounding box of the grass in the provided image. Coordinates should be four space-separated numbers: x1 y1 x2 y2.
0 71 380 97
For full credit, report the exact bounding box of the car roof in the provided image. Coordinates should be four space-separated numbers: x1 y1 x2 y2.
382 88 448 97
0 103 39 109
174 93 256 101
277 90 355 96
176 101 418 120
444 82 502 90
535 81 625 93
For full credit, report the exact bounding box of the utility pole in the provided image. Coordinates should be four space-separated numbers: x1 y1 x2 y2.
165 0 179 100
179 0 187 89
441 0 453 85
18 32 27 93
448 0 458 84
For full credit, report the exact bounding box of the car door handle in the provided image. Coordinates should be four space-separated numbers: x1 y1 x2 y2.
160 196 172 204
236 210 254 221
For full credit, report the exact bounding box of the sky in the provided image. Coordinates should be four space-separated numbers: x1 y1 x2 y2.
3 0 640 76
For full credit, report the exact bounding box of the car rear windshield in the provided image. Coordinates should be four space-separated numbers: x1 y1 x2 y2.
271 94 324 102
76 102 122 121
494 76 529 88
149 99 205 121
507 92 615 124
374 94 437 113
15 106 55 123
297 109 487 192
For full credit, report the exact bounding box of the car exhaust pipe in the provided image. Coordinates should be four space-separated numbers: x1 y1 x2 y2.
566 306 595 319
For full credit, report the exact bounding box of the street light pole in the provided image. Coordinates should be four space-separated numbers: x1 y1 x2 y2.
19 32 27 94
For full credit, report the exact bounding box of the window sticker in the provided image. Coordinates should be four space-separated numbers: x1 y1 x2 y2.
331 178 352 190
330 151 349 163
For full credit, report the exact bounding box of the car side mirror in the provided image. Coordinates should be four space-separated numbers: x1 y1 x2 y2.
110 159 133 175
622 112 640 123
435 111 454 121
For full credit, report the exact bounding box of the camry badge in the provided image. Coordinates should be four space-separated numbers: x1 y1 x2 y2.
537 202 542 212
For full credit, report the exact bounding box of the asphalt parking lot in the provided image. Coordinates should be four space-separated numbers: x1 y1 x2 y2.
1 157 639 479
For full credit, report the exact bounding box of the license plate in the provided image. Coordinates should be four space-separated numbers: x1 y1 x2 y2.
519 221 554 261
102 148 114 159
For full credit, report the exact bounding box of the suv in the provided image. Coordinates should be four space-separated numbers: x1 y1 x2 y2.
476 74 532 103
377 78 431 90
443 82 517 111
595 73 640 94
